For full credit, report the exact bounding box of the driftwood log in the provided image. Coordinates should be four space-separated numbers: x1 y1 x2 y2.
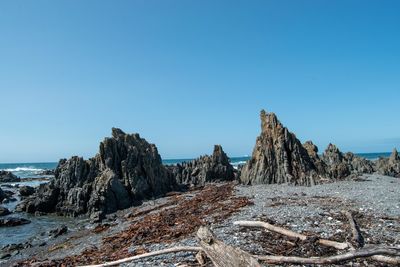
196 226 261 267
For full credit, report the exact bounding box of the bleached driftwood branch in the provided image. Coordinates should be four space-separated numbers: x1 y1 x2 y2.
79 246 202 267
233 220 349 250
255 246 400 264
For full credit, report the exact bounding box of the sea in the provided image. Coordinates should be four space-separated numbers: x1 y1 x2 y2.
0 152 391 248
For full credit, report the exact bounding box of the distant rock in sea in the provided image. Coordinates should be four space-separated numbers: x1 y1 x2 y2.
0 171 20 183
168 145 236 186
375 148 400 178
18 128 177 218
240 110 321 186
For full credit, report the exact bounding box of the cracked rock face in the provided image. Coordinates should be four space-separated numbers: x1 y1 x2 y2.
168 145 236 186
375 148 400 178
321 144 374 179
240 110 320 186
18 128 177 217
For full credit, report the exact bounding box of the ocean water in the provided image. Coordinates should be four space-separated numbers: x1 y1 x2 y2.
0 153 391 181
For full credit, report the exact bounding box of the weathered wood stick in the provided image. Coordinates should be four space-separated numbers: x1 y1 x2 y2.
78 246 202 267
344 211 364 247
197 226 261 267
256 247 400 264
234 220 349 250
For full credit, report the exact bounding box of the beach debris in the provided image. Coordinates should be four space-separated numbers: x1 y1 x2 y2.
74 212 400 266
17 183 251 266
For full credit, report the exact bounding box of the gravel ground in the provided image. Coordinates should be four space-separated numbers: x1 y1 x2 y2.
123 174 400 266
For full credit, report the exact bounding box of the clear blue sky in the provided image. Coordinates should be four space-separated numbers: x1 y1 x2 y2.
0 1 399 163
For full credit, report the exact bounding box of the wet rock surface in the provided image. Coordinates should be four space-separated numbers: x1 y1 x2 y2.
240 110 321 186
19 186 35 197
0 207 10 217
0 217 31 227
0 171 20 183
17 128 177 218
168 145 236 186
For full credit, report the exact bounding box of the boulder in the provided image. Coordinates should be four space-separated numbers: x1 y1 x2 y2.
0 171 20 183
240 110 320 186
168 145 236 186
375 148 400 178
18 128 177 218
0 206 11 216
49 225 68 238
0 217 31 227
19 186 35 197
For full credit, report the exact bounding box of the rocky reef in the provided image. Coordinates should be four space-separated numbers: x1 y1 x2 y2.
0 171 20 183
240 110 321 186
321 144 374 179
168 145 236 186
375 148 400 178
17 128 177 218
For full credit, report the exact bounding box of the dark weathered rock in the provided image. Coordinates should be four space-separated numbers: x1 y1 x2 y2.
168 145 236 186
322 144 374 179
49 225 68 238
0 171 20 183
303 141 328 175
0 206 11 216
18 128 177 218
0 188 5 202
375 148 400 178
240 110 320 186
19 186 35 197
0 217 31 227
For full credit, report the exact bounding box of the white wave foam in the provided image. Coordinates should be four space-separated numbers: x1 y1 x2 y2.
2 167 44 172
231 161 247 166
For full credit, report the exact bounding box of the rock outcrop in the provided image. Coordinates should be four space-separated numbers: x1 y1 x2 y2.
321 144 374 179
240 110 320 186
375 148 400 178
303 141 328 175
18 128 177 218
168 145 236 186
0 171 20 183
0 188 5 202
19 186 35 197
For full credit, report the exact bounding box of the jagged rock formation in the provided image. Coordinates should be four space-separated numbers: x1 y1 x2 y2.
168 145 236 186
303 141 328 175
0 171 20 183
240 110 320 186
375 148 400 178
321 144 374 179
18 128 177 218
